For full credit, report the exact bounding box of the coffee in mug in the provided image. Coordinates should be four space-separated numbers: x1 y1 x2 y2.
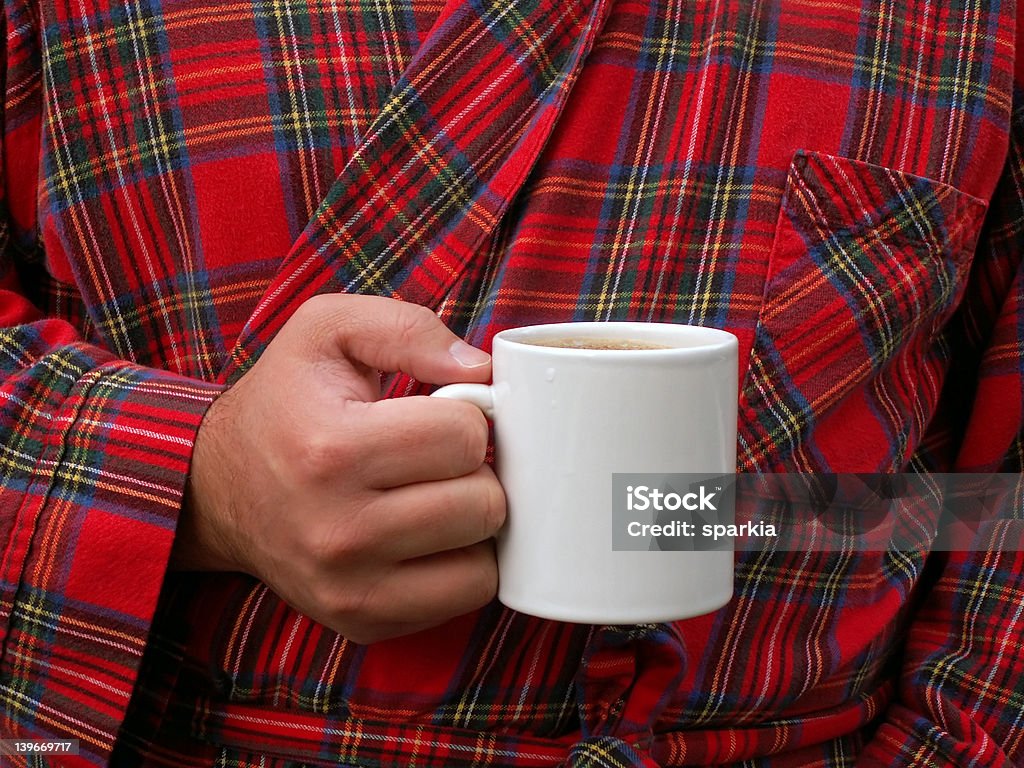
520 337 672 350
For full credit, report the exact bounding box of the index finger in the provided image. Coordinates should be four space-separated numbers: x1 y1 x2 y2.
341 395 491 488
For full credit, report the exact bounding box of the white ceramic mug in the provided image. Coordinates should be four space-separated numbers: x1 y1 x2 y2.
433 321 738 624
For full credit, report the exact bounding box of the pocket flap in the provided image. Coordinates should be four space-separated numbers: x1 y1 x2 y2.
739 151 987 471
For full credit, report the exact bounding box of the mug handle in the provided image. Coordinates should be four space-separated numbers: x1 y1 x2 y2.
431 384 495 419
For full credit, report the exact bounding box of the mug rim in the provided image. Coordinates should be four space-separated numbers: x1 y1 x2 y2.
493 321 738 355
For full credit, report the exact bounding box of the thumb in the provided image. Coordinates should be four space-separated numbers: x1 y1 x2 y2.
293 293 492 384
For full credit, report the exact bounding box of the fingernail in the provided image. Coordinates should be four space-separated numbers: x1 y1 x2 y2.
449 340 490 368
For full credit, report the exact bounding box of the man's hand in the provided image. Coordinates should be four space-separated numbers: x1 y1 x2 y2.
174 294 504 644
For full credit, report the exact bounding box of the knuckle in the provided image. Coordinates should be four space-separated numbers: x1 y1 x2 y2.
289 295 345 355
325 603 370 642
331 584 369 621
406 301 441 329
292 428 362 484
342 517 378 564
317 576 382 637
293 433 339 482
306 523 350 570
301 293 334 318
311 499 378 568
392 302 438 347
290 294 331 334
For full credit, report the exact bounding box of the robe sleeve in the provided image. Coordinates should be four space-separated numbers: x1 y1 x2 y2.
0 1 223 762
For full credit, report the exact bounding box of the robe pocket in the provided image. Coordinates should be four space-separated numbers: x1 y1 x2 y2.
739 151 987 471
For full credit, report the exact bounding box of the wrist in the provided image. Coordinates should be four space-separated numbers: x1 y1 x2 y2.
171 392 244 572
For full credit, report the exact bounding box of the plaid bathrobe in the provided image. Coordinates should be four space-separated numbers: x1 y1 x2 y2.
1 0 1023 764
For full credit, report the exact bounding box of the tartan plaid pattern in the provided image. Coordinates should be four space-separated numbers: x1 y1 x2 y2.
0 0 1023 766
739 152 988 472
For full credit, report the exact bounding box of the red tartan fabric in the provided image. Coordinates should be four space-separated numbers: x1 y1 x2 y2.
1 0 1024 766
